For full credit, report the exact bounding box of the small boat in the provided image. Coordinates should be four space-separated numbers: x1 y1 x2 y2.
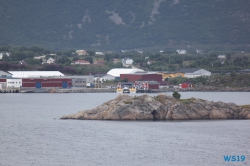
122 87 130 93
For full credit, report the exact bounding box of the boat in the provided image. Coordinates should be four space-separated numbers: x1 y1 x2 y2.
122 87 130 93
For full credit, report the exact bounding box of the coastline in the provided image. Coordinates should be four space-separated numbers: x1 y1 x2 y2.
1 86 250 93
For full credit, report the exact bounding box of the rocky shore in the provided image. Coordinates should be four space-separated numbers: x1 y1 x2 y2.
61 94 250 120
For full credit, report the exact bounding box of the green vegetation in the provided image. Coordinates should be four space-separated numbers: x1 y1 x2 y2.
172 91 181 99
1 45 250 79
179 98 196 104
0 0 250 51
154 94 167 104
123 100 133 105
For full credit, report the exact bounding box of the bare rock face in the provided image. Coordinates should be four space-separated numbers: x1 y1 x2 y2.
60 94 250 120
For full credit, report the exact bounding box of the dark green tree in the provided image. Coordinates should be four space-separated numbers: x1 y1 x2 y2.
172 91 181 99
84 56 93 64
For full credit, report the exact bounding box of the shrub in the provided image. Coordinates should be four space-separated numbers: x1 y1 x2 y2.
172 91 181 99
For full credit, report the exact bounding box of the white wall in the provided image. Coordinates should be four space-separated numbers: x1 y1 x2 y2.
6 79 22 89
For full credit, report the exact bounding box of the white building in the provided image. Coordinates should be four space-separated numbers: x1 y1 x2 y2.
34 55 46 60
176 50 187 54
76 50 87 56
72 60 90 65
94 74 115 81
8 71 64 78
0 70 12 78
107 68 144 78
95 52 105 56
122 58 133 65
218 55 226 64
6 79 22 89
0 52 10 59
176 68 211 78
42 57 55 64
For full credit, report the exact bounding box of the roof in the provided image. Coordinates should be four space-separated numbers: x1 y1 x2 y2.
94 74 106 77
0 70 12 77
107 68 144 77
175 68 200 73
8 71 65 78
75 60 89 63
239 69 250 73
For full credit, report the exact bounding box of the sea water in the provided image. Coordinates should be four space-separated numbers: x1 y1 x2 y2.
0 92 249 166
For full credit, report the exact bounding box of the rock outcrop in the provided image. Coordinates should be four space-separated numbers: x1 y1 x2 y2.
60 94 250 120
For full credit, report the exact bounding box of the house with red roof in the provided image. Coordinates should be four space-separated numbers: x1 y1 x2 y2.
72 60 90 65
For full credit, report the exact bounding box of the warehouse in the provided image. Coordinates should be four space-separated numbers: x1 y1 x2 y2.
0 70 12 78
6 79 22 89
0 78 6 89
107 68 144 78
57 75 94 87
120 73 162 82
9 71 64 78
22 78 72 88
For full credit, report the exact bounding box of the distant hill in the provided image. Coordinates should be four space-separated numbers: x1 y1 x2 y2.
0 0 250 51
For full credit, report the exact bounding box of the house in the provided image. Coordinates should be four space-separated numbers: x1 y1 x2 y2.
147 60 155 65
73 60 90 65
42 57 55 64
176 50 187 54
196 49 203 54
122 58 133 65
75 50 87 56
94 60 105 65
19 60 27 65
218 55 226 64
175 68 211 78
113 59 120 64
0 52 10 59
34 55 46 60
95 52 105 56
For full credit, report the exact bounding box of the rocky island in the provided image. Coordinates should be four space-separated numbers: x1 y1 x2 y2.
61 94 250 120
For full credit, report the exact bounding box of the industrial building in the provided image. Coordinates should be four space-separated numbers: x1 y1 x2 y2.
175 68 211 78
22 78 72 88
9 71 64 78
59 75 94 87
120 73 162 82
6 79 22 89
0 70 12 78
107 68 144 78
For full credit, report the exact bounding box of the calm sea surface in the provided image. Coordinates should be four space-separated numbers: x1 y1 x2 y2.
0 92 250 166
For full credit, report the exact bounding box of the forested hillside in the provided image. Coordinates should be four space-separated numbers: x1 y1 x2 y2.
0 0 250 51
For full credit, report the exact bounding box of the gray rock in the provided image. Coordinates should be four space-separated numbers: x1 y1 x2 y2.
60 94 250 121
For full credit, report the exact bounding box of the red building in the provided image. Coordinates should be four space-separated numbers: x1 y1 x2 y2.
120 73 162 82
22 78 72 88
0 79 6 83
179 83 189 89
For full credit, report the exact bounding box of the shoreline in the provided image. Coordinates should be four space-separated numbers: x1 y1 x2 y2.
1 87 250 93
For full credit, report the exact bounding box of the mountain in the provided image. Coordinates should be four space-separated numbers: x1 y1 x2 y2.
0 0 250 51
